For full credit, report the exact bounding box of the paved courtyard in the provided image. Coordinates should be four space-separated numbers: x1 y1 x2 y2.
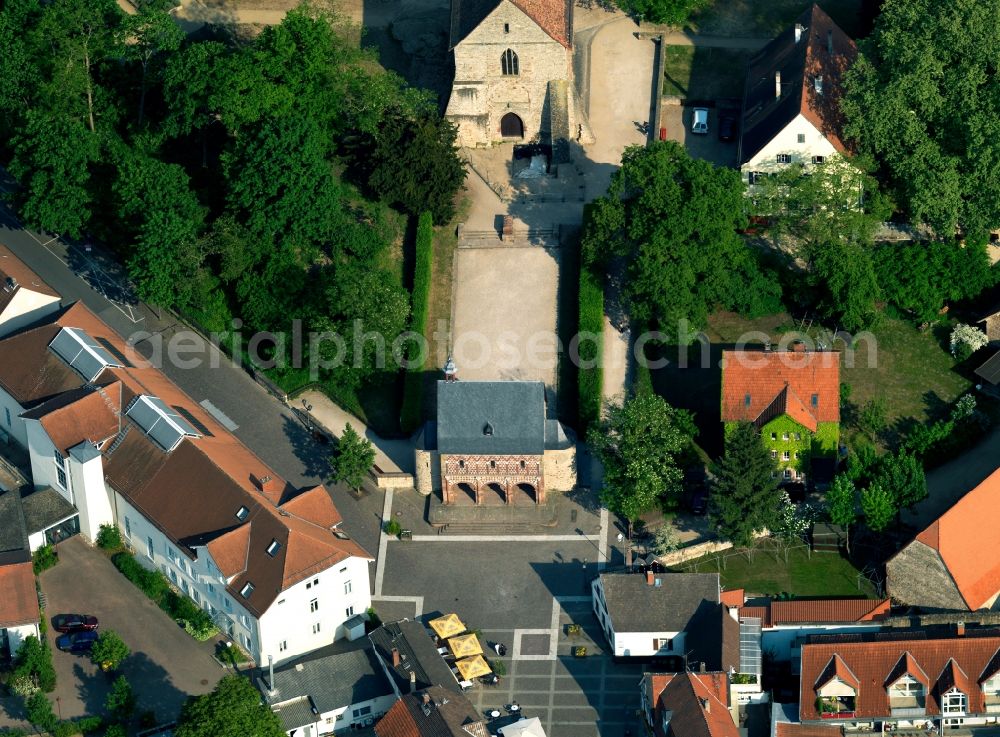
37 537 223 724
451 246 561 395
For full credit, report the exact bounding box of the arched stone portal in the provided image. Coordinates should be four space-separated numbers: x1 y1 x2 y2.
500 112 524 139
511 483 536 505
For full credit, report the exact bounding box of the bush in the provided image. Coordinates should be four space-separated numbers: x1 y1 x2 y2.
112 552 169 601
577 265 604 433
8 672 38 698
32 545 58 574
491 659 506 677
14 635 56 693
96 524 123 551
400 212 434 434
105 675 136 722
0 728 28 737
102 725 126 737
90 631 130 672
52 719 104 737
181 609 219 641
384 519 402 537
26 692 57 734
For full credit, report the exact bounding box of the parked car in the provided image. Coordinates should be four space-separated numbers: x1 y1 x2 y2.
56 630 99 653
691 107 709 134
52 614 99 633
685 485 708 515
717 113 737 142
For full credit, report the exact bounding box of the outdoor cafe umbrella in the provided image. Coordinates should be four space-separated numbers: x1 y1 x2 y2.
429 613 466 639
454 654 492 681
448 632 484 658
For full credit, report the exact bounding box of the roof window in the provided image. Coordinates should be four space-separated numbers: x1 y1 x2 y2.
126 395 201 452
266 539 281 557
49 326 123 381
483 422 494 436
240 581 255 598
811 393 819 407
236 506 249 521
744 393 752 407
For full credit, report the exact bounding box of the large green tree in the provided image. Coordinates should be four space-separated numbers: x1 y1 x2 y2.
613 0 707 25
842 0 1000 241
176 675 284 737
805 240 882 332
875 450 927 512
860 481 895 533
329 423 376 492
583 141 782 329
710 422 781 547
589 393 694 534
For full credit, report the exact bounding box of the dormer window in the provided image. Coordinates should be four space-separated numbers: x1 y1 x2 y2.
266 539 281 557
811 393 819 407
483 422 494 436
240 581 255 598
236 506 249 521
942 689 967 714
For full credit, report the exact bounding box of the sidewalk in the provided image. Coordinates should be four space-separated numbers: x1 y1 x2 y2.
298 389 414 474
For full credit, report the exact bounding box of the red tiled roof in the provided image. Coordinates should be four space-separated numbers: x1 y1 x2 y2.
32 383 122 454
720 349 840 428
739 606 771 627
799 4 857 156
902 467 1000 610
775 724 842 737
721 588 745 607
815 654 860 691
450 0 571 49
0 561 40 628
279 486 343 529
769 598 891 625
800 636 1000 721
648 672 737 737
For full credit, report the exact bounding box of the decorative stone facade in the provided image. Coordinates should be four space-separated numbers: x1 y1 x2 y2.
446 0 579 147
440 454 544 504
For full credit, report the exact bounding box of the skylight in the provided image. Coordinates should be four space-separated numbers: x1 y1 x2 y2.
240 582 255 598
266 539 281 557
236 506 249 521
49 326 123 381
125 395 201 452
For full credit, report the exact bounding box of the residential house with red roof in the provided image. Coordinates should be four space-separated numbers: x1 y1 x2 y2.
0 488 40 658
887 467 1000 612
445 0 587 147
640 671 740 737
0 244 60 342
726 592 891 663
738 4 858 184
720 348 840 485
0 297 373 666
797 630 1000 732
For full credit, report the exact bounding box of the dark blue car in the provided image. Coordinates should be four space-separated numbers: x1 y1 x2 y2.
56 630 99 653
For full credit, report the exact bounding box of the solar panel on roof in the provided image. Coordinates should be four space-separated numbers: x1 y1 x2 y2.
125 395 201 452
49 326 123 381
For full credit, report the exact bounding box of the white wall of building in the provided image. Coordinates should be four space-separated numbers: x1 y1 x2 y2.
0 290 60 339
592 578 683 657
741 114 840 180
765 623 883 663
281 692 397 735
67 444 113 542
24 419 73 505
4 623 40 654
258 555 373 667
0 386 28 450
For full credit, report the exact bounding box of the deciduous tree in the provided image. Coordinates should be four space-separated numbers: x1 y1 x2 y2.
860 482 895 533
876 451 927 512
826 474 857 529
710 422 781 547
613 0 707 25
176 675 285 737
105 675 136 722
329 423 375 492
589 393 694 534
90 631 131 672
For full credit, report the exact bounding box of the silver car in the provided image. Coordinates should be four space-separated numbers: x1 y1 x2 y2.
691 107 709 135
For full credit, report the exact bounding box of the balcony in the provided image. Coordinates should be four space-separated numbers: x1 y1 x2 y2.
889 696 926 717
819 696 856 719
985 695 1000 713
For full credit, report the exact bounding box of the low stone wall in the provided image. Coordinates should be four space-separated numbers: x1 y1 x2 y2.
656 530 771 567
374 473 415 490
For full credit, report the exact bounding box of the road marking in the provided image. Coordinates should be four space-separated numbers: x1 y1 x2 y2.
373 488 393 597
405 534 602 543
199 399 238 431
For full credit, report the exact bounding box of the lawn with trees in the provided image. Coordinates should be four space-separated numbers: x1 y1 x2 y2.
0 0 465 436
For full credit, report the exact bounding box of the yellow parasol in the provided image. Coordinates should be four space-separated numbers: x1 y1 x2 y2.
454 654 492 680
428 613 466 639
447 632 484 658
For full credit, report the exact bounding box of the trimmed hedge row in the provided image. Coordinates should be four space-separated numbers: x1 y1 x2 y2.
400 212 434 434
577 265 604 433
112 552 218 641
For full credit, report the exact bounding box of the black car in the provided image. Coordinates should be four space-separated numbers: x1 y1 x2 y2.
52 613 99 633
56 630 99 653
717 114 738 142
686 486 708 515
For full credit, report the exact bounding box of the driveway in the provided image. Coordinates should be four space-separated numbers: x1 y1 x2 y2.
662 103 739 167
38 537 224 723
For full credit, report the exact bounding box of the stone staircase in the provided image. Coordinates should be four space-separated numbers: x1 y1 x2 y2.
435 522 550 535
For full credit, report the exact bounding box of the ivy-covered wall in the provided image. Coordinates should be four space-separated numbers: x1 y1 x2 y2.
760 415 812 475
812 422 839 458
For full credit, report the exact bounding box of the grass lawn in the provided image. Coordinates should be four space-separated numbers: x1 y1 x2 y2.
650 310 968 457
688 0 866 39
662 46 752 99
673 541 876 598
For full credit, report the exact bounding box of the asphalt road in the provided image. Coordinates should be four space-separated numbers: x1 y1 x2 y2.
0 197 383 565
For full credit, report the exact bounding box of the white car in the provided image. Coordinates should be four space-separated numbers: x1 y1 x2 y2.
691 107 709 135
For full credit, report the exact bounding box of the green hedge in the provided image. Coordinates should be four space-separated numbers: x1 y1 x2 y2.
577 265 604 433
633 320 654 398
32 545 58 574
112 552 218 640
400 212 434 434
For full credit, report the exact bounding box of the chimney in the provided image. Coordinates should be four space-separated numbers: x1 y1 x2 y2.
409 670 417 692
775 71 782 100
662 710 673 730
814 75 824 95
699 661 706 673
702 698 711 713
827 29 833 54
794 23 804 43
646 570 655 586
253 474 276 494
391 647 401 667
957 621 966 637
267 655 276 697
422 692 431 705
443 356 457 382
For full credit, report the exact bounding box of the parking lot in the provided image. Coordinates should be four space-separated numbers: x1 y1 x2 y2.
663 102 740 168
38 537 224 723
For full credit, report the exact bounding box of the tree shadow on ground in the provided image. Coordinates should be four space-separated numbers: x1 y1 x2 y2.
280 412 331 481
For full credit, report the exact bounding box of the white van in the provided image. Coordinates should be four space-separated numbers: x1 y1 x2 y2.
691 107 709 134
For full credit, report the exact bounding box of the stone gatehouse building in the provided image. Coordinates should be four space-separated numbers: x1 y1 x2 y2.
446 0 585 147
414 380 576 503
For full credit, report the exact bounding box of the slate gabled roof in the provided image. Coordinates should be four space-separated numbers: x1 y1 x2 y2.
450 0 572 50
599 572 721 634
739 4 857 165
436 380 546 455
369 619 462 694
